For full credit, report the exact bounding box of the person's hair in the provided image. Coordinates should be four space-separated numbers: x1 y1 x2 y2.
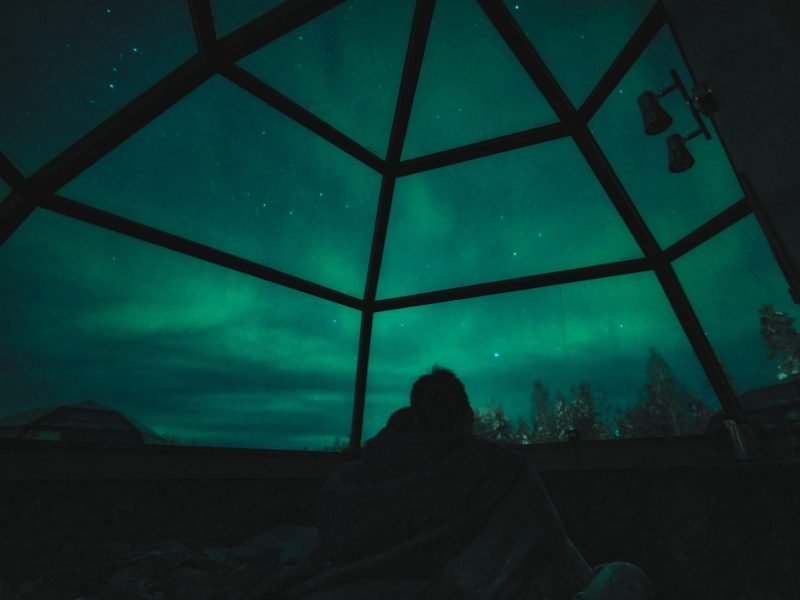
410 366 473 433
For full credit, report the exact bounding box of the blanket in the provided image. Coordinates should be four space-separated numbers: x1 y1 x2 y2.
270 433 597 600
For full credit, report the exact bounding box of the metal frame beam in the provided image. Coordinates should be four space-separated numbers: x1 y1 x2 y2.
739 172 800 304
216 0 346 63
41 194 362 310
396 122 569 176
579 2 667 121
664 198 751 262
188 0 218 58
0 154 25 190
350 0 435 448
656 264 747 423
478 0 575 124
222 65 384 173
0 157 29 245
374 259 650 312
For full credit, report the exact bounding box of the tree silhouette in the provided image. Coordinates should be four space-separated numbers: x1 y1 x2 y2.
472 403 535 444
532 380 552 441
617 348 694 437
513 416 533 444
570 381 601 440
685 392 714 435
324 436 349 452
552 391 571 441
759 304 800 381
473 401 515 442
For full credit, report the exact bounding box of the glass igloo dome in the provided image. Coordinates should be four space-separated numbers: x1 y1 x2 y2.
2 0 798 450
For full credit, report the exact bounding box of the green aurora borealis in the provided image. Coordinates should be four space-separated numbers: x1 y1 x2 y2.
2 0 798 449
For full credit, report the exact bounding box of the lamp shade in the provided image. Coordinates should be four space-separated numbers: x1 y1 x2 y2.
637 91 673 135
667 133 695 173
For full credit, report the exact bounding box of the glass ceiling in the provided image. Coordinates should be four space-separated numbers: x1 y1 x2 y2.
2 0 797 451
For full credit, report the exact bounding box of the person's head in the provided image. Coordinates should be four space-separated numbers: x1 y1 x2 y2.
410 366 473 434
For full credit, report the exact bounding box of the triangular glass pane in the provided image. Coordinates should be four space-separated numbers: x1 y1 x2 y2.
211 0 286 37
62 75 381 297
367 272 719 441
591 27 743 248
0 210 359 450
674 216 800 411
0 180 10 201
240 0 414 157
505 0 657 106
1 0 196 175
402 0 557 159
378 138 643 299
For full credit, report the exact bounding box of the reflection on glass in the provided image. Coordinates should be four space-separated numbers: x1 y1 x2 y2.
674 216 800 424
1 0 196 174
210 0 285 37
0 210 360 450
240 0 414 157
505 0 656 106
62 76 381 297
367 271 717 443
591 27 742 248
402 0 556 159
379 138 642 298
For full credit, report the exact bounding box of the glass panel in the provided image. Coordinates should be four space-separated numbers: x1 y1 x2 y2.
240 0 414 157
62 75 381 297
0 210 360 450
211 0 285 37
1 0 196 175
402 0 557 159
505 0 656 107
590 27 742 248
674 216 800 425
367 272 718 442
0 180 10 202
378 138 643 298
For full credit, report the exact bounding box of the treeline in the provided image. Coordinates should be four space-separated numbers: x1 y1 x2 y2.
326 304 798 449
473 348 714 444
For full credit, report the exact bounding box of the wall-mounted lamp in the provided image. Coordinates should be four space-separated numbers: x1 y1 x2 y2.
637 69 716 173
637 89 676 135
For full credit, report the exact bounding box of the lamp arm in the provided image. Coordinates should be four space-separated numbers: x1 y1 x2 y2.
669 69 712 140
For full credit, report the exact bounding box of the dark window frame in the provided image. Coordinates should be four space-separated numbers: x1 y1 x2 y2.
8 0 789 451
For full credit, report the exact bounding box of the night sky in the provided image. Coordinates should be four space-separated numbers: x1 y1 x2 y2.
2 0 798 449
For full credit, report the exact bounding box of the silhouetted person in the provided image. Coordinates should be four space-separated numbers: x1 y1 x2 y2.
410 367 474 434
377 406 417 437
282 367 654 599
